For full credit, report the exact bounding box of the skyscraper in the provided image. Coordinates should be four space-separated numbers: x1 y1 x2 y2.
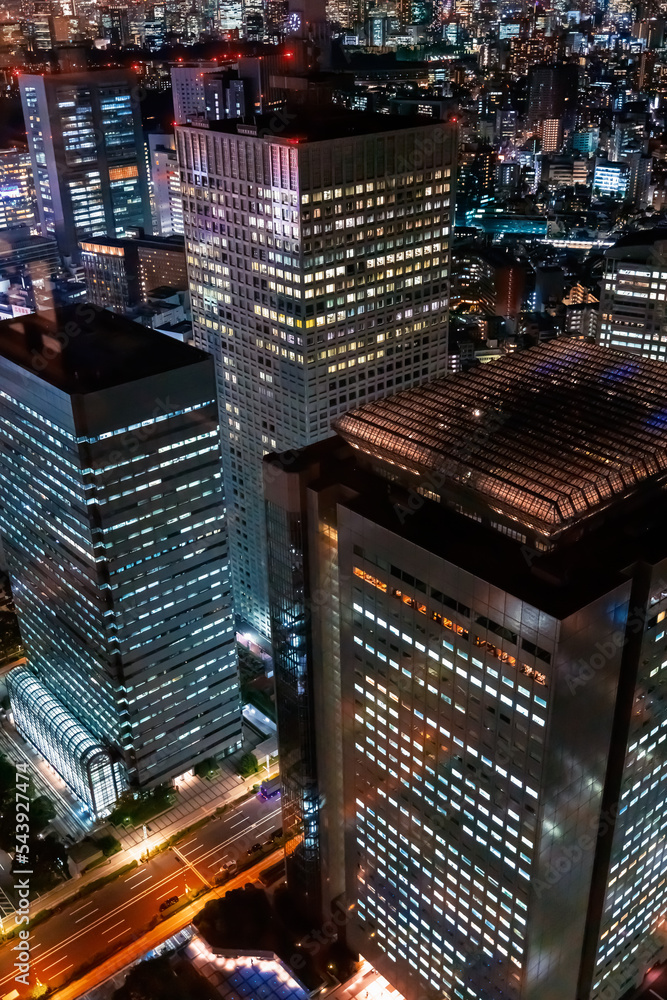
171 63 220 123
177 112 457 636
148 133 185 237
598 228 667 359
0 306 242 815
20 70 151 261
265 339 667 1000
0 147 37 233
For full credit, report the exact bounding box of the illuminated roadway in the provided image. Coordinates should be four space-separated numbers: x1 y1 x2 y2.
0 792 282 998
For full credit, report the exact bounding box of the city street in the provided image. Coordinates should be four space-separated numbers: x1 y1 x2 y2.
0 792 281 998
632 964 667 1000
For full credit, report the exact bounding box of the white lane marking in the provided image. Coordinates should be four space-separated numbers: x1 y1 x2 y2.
75 909 98 923
100 920 124 932
126 875 152 889
69 901 98 916
109 928 129 942
649 990 665 1000
125 869 152 883
41 957 73 972
178 841 202 856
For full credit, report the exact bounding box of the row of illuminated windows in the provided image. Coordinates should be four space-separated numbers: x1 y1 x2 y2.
354 557 552 667
102 448 218 526
356 794 528 955
127 608 234 652
353 663 540 831
354 715 534 883
79 401 214 444
353 622 548 732
0 391 75 441
353 573 548 687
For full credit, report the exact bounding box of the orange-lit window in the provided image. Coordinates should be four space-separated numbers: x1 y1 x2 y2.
353 566 387 592
109 165 139 181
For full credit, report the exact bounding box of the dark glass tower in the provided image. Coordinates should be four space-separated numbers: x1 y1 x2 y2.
0 307 242 815
19 70 151 261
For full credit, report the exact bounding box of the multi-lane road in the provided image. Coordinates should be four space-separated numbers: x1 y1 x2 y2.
0 792 282 998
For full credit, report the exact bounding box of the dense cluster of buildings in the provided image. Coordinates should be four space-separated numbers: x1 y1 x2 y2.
0 4 665 1000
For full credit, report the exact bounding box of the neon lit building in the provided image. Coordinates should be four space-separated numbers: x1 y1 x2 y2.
177 112 457 637
19 71 151 261
264 339 667 999
0 307 242 815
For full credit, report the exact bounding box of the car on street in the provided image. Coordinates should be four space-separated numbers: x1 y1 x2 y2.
247 842 262 855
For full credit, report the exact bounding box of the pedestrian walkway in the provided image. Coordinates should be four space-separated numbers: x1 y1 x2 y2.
115 724 268 850
0 723 91 841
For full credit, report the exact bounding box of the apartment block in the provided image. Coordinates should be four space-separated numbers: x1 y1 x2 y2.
598 228 667 359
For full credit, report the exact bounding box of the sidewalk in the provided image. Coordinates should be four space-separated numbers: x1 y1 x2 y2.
112 724 269 850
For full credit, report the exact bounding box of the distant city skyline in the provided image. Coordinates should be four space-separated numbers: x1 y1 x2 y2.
0 8 665 999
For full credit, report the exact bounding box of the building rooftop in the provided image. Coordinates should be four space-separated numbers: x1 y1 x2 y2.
334 340 667 542
79 234 185 254
192 110 447 143
0 306 209 394
605 227 667 260
0 227 59 259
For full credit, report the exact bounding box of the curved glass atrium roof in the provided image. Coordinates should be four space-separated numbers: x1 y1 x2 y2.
334 340 667 539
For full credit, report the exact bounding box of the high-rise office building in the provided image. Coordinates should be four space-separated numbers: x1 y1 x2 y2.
171 63 220 123
0 307 242 815
148 133 185 237
80 234 188 313
0 148 37 233
527 63 578 125
593 158 629 200
264 339 667 1000
177 112 457 636
99 5 131 43
598 228 667 360
20 70 151 261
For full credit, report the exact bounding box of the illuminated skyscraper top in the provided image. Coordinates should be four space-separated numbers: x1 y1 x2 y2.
265 339 667 1000
177 111 457 636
